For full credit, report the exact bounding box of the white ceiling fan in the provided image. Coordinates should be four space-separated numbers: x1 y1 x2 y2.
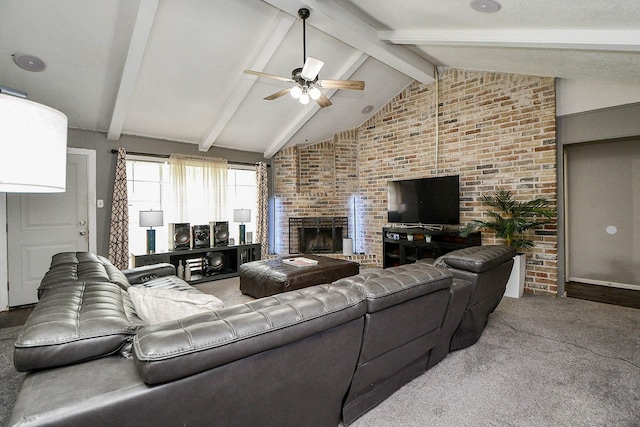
244 8 365 108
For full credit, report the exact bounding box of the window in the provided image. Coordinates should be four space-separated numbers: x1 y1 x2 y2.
227 168 258 244
127 157 256 256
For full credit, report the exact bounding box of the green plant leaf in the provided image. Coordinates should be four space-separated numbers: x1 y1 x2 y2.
461 189 555 251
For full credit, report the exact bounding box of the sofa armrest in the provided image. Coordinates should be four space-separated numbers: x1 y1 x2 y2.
122 263 176 285
433 245 516 273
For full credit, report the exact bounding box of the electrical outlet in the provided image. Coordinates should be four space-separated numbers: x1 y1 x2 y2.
97 199 104 208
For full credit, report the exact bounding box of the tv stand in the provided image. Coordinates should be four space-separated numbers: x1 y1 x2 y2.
382 226 480 268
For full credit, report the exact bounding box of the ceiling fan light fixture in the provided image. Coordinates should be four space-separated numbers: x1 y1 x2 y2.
290 85 303 99
308 86 321 100
299 90 310 105
301 57 324 81
244 7 364 109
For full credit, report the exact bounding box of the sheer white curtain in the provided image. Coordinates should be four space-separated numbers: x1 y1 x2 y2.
166 154 228 225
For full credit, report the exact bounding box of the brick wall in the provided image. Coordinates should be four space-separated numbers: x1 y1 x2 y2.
274 68 558 294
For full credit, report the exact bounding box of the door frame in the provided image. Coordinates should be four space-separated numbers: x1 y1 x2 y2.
74 147 98 253
0 195 7 311
0 147 96 311
557 102 640 298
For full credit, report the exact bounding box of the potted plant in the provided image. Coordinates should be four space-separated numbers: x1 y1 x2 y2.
460 189 555 297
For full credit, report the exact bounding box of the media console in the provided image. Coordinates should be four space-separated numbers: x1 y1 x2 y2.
134 244 261 284
382 226 480 268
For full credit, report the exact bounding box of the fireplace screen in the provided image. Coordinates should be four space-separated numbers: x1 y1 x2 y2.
289 217 348 254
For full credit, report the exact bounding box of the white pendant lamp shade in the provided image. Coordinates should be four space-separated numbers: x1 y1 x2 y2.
0 94 68 193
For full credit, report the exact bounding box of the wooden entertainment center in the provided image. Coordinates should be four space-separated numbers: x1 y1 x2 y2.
134 243 261 284
382 226 480 268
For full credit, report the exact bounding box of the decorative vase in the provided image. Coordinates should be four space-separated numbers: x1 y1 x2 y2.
184 262 192 282
504 253 526 298
177 260 184 279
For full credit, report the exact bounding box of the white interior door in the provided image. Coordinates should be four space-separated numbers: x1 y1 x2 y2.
7 148 96 306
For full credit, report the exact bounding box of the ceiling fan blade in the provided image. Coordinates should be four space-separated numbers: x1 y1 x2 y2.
244 70 293 83
317 79 365 90
264 87 291 101
315 93 332 108
301 57 324 81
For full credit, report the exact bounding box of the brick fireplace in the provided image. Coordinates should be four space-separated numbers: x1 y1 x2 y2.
289 217 348 254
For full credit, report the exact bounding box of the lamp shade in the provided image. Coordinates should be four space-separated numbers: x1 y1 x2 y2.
300 57 324 81
233 208 251 223
0 93 68 193
139 210 164 227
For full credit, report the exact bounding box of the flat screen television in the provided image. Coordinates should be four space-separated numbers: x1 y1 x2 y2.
387 175 460 225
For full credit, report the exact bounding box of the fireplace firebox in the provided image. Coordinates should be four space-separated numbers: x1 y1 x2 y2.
289 217 348 254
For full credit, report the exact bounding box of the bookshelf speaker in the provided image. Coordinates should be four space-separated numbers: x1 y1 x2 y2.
192 224 211 248
212 221 229 247
169 223 191 250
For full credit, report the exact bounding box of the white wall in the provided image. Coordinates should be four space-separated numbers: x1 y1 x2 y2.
0 194 7 311
556 79 640 116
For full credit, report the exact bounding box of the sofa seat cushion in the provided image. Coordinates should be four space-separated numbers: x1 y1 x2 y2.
133 285 366 385
431 245 517 273
38 252 131 295
128 286 224 325
14 282 139 372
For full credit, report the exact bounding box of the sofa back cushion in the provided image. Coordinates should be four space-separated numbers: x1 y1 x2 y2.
133 285 366 385
14 282 139 372
332 264 452 312
38 252 131 295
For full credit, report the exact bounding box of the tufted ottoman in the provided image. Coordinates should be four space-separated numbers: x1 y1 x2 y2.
239 255 360 298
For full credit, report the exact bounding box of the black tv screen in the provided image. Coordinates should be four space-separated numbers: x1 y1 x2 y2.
387 175 460 225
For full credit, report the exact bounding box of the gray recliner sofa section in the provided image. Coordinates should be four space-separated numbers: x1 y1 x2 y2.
422 244 518 370
332 265 452 425
9 247 515 426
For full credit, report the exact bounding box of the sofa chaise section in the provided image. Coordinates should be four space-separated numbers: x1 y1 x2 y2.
10 285 368 427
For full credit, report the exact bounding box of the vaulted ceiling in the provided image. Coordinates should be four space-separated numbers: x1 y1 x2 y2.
1 0 639 158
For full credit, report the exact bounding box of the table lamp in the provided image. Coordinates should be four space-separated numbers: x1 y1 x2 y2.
233 209 251 245
139 210 164 253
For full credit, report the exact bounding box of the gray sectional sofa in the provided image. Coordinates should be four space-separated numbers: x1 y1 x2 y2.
9 245 516 426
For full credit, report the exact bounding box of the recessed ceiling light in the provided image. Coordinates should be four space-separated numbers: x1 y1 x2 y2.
12 53 46 72
470 0 501 13
361 105 374 114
